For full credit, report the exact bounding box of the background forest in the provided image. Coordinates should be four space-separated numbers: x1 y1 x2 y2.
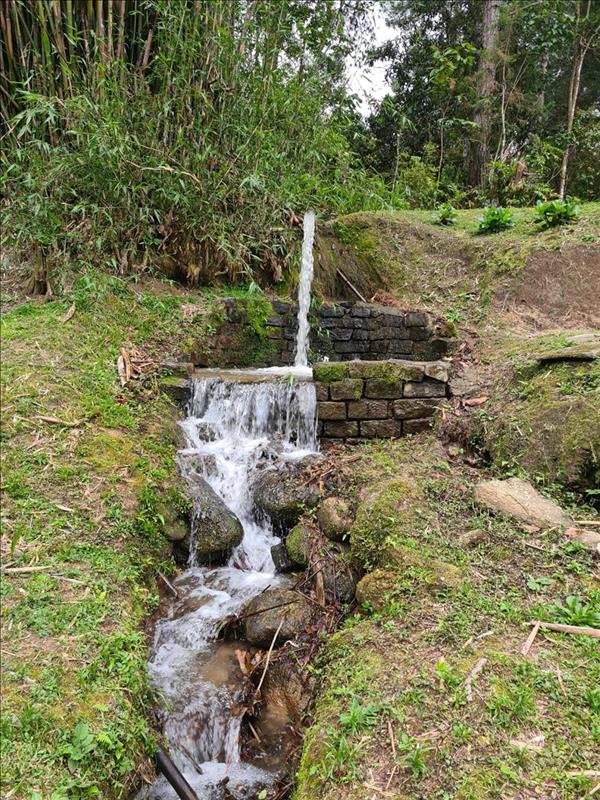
1 0 599 287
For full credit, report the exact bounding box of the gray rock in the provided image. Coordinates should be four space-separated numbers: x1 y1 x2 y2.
319 545 360 603
253 465 321 528
474 477 572 529
271 542 295 572
424 361 450 382
187 476 244 564
316 497 353 542
244 587 314 648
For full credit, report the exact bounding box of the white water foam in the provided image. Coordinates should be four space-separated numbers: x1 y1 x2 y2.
144 375 317 799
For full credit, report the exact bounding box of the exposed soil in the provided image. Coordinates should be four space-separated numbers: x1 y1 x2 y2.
496 245 600 329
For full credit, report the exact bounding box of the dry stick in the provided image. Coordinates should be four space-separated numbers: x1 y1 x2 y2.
255 616 285 696
525 620 600 639
158 571 179 598
521 620 541 656
555 664 567 697
247 720 261 744
387 719 396 757
336 268 367 303
2 565 52 574
464 657 487 702
385 765 398 791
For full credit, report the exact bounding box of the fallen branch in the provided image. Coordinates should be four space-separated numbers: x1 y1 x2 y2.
158 571 179 598
336 268 367 303
521 620 540 656
35 415 85 427
524 620 600 639
2 565 52 574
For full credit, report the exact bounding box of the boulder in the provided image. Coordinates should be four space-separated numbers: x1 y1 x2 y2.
244 587 314 648
388 545 463 591
316 496 353 542
474 477 572 530
318 544 360 604
253 466 321 529
564 526 600 556
187 476 244 564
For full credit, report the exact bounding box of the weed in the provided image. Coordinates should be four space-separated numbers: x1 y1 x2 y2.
477 206 515 234
545 595 600 627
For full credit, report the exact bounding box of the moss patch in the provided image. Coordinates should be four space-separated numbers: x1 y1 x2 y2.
475 340 600 494
349 476 429 568
313 362 349 383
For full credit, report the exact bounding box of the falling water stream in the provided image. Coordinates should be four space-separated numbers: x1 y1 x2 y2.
143 213 318 799
294 209 316 368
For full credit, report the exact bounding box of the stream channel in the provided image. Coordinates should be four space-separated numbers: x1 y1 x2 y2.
141 212 318 799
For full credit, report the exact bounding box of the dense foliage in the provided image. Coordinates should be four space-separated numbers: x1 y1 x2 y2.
1 0 598 288
359 0 600 205
0 0 390 285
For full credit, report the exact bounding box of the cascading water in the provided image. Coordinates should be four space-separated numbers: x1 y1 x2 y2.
294 209 316 367
143 374 317 799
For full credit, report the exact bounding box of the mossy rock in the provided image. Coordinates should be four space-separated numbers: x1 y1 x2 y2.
355 569 397 612
388 545 463 592
286 523 310 566
316 496 354 542
349 477 429 568
348 360 425 382
313 362 349 383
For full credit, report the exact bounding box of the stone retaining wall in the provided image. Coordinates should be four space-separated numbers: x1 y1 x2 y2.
314 359 450 440
219 298 455 365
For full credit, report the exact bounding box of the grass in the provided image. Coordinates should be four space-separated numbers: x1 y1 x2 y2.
294 436 600 800
316 201 600 327
0 269 229 798
410 201 600 243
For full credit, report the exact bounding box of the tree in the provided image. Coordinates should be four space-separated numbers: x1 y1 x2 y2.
467 0 502 187
558 0 600 198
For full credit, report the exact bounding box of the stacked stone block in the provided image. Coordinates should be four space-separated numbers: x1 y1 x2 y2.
314 359 449 440
262 301 454 363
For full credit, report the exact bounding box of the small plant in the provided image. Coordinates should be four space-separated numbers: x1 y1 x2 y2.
339 697 379 734
477 206 515 234
432 203 458 225
397 733 428 778
546 595 600 627
534 199 580 228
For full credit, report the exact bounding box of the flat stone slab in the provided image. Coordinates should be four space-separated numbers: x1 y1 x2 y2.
474 477 572 529
536 333 600 364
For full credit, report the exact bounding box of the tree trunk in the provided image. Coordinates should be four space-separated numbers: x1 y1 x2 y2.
26 247 52 298
558 0 594 199
468 0 501 188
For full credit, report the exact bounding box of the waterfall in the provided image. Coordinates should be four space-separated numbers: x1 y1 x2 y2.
144 374 317 800
294 209 316 367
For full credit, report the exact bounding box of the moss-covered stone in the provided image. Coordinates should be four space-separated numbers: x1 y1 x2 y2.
347 360 425 382
388 545 463 592
355 569 397 612
313 362 349 383
349 477 429 568
286 523 310 566
316 496 354 541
